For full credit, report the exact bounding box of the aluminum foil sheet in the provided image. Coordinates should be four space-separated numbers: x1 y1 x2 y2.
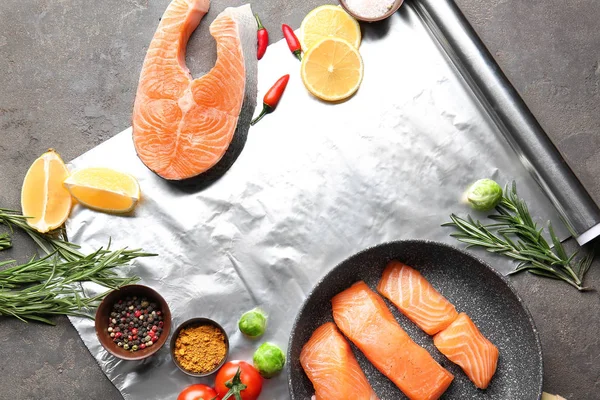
67 5 566 399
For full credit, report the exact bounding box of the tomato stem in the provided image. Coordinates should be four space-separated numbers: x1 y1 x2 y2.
220 367 247 400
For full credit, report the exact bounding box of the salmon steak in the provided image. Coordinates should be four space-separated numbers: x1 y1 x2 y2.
300 322 379 400
434 313 499 389
132 0 257 180
332 281 453 400
377 261 459 335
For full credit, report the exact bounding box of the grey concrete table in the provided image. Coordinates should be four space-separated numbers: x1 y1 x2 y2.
1 0 599 399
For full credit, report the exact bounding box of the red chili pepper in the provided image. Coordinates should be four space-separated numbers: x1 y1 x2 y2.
251 74 290 126
282 24 302 61
255 14 268 60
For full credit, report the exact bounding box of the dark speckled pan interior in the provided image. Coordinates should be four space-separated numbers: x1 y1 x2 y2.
287 240 542 400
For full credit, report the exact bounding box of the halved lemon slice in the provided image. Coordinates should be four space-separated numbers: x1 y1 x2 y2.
300 5 361 51
301 37 364 102
21 149 72 233
63 167 140 214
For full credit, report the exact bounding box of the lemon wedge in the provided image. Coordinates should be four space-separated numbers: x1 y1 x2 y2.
21 149 72 233
64 167 140 214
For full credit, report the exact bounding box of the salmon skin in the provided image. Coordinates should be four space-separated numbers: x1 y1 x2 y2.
377 261 459 335
332 281 453 400
132 0 257 180
434 313 499 389
300 322 379 400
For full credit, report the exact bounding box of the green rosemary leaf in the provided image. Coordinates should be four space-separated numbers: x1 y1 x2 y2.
575 250 594 281
517 249 557 264
500 233 519 250
508 264 534 274
22 314 56 325
548 223 568 260
448 214 485 238
527 269 562 280
449 233 472 239
0 233 11 251
568 248 579 262
504 251 533 262
498 227 537 243
456 238 496 248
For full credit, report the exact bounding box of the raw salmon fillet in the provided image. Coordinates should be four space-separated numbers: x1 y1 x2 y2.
300 322 379 400
377 261 458 335
132 0 257 180
332 281 454 400
434 313 499 389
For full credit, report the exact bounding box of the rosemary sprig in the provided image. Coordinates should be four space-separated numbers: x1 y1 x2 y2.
0 247 152 289
0 207 156 324
444 182 594 291
0 284 114 325
0 247 155 324
0 208 83 261
0 233 11 251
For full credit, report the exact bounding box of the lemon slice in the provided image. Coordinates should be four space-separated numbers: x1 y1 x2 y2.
300 5 361 51
21 149 72 233
301 37 364 102
64 167 140 214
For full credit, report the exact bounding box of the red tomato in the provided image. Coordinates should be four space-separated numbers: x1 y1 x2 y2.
214 361 262 400
177 384 218 400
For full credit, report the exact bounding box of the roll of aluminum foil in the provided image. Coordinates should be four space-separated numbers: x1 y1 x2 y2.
413 0 600 245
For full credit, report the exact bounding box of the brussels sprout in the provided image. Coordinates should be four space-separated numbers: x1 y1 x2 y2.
238 308 267 338
465 179 503 211
253 342 286 378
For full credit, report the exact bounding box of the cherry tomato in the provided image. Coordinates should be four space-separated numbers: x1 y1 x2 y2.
177 384 218 400
214 361 262 400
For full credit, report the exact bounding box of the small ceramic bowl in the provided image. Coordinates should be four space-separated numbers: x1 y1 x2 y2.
170 317 230 377
95 284 172 361
339 0 404 22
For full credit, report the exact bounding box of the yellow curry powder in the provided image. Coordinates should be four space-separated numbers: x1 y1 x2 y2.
174 324 227 373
